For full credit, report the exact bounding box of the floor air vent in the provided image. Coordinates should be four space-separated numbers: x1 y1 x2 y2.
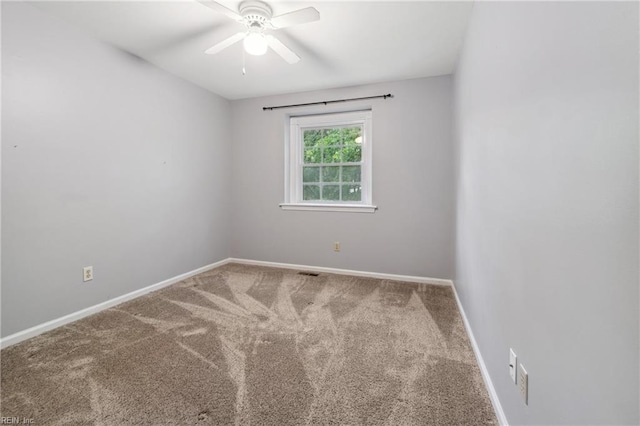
298 271 320 277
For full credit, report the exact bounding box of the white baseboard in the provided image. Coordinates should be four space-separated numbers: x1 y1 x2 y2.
227 258 453 286
451 282 509 426
0 258 231 349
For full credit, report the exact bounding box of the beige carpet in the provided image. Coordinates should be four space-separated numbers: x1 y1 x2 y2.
1 263 497 425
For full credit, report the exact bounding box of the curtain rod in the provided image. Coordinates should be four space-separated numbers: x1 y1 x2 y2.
262 93 393 111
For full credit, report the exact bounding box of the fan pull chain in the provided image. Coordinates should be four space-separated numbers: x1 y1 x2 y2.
242 48 246 76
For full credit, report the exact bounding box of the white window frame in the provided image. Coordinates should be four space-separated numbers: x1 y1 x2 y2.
281 110 376 213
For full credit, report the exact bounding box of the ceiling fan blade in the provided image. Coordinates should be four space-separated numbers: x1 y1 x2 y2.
197 1 243 22
266 35 300 64
205 32 246 55
270 7 320 29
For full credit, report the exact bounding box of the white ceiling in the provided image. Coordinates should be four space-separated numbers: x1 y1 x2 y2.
33 1 474 100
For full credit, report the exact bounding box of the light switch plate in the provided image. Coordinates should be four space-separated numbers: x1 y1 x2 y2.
509 348 517 384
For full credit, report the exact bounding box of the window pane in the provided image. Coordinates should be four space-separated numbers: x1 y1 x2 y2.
322 166 340 182
289 111 371 207
303 167 320 183
322 185 340 201
322 128 341 146
342 146 361 163
304 147 321 164
342 184 362 201
342 166 361 182
303 185 320 200
304 129 323 148
323 146 341 163
342 127 362 146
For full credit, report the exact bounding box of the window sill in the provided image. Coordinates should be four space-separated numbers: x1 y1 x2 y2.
279 203 378 213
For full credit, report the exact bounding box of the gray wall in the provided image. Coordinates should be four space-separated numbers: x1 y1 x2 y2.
230 77 454 278
1 2 231 337
453 2 639 425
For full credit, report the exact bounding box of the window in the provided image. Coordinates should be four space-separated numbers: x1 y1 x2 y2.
281 110 376 213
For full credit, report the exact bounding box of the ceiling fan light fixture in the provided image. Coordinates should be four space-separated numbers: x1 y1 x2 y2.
244 32 268 56
200 0 319 63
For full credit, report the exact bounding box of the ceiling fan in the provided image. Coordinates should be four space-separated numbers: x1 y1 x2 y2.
198 0 320 64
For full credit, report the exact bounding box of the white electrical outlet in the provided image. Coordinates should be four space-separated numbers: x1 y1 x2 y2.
519 363 528 405
509 348 517 384
83 266 93 282
334 242 340 252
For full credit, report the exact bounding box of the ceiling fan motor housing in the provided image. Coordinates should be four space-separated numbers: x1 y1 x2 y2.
202 0 315 64
239 0 272 29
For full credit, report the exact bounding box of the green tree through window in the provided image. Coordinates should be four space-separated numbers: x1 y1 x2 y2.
302 126 362 202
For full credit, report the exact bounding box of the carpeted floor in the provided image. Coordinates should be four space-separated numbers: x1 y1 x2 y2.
1 263 497 425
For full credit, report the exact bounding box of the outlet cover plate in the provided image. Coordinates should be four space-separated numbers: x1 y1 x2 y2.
509 348 517 384
519 363 528 405
83 266 93 282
